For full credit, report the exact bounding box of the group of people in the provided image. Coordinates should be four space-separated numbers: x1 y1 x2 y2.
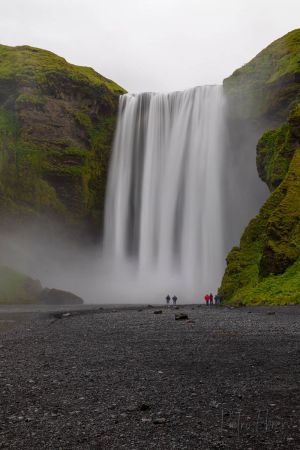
204 293 221 305
165 293 221 306
165 295 178 307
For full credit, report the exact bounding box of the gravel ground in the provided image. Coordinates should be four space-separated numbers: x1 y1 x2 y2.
0 304 299 450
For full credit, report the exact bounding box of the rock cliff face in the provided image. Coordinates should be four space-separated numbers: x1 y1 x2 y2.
0 44 125 240
220 29 300 304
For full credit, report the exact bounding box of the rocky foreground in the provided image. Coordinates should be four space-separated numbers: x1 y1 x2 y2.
0 304 299 450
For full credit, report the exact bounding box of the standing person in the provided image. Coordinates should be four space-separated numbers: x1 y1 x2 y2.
209 293 213 305
204 294 210 306
166 295 171 307
172 295 178 306
214 294 220 305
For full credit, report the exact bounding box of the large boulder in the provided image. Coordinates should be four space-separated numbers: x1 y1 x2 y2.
0 265 42 304
39 288 83 305
0 265 84 305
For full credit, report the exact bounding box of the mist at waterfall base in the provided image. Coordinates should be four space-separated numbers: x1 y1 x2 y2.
0 85 268 304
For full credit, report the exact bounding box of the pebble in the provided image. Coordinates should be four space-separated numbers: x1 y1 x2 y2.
153 417 166 424
140 403 150 411
175 313 189 320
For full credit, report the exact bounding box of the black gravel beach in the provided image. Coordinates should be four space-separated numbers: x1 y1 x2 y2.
0 304 299 450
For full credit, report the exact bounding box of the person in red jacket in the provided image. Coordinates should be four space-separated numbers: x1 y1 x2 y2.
204 294 210 306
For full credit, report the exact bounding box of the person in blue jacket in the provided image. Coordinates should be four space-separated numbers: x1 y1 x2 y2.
214 294 221 305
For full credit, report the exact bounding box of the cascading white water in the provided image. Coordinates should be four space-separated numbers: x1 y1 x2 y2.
102 85 226 302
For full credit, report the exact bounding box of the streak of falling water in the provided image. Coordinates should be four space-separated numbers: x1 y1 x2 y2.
102 86 226 302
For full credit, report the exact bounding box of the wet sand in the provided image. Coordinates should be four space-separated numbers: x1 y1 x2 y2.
0 304 299 449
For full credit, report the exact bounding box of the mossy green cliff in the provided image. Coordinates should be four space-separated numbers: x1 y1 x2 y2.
0 44 125 238
223 29 300 124
220 29 300 305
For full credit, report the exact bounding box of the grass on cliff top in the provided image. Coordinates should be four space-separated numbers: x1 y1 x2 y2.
0 44 126 95
225 28 300 86
223 29 300 120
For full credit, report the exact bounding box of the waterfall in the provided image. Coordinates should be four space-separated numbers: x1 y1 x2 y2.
102 85 226 302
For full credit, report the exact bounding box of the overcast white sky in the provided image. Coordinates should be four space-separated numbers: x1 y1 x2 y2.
1 0 299 92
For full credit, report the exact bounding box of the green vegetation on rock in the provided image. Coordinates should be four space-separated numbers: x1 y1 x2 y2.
0 265 40 304
0 44 126 238
0 44 124 95
224 29 300 123
220 107 300 305
220 30 300 305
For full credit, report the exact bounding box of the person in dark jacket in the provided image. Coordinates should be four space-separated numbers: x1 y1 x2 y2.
166 295 171 307
209 293 213 305
172 295 178 306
